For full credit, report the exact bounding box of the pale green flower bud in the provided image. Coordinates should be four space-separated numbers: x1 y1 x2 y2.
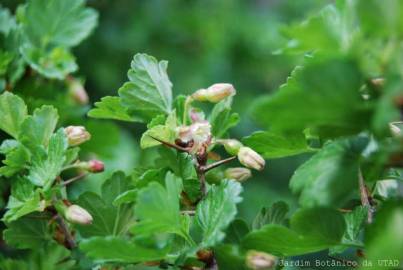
64 126 91 146
67 77 89 105
389 121 403 137
192 83 236 103
220 139 243 156
238 147 265 171
65 205 93 225
225 167 252 182
246 250 277 270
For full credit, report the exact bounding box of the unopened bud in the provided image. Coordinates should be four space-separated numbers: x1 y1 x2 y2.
68 78 89 105
238 147 265 171
220 139 243 156
192 83 236 103
370 78 385 88
225 167 252 182
246 251 277 270
65 205 93 225
389 121 403 137
79 159 105 173
64 126 91 146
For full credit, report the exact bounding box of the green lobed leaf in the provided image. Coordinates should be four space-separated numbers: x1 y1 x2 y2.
119 53 173 122
76 171 134 237
3 177 45 222
253 57 371 138
80 236 169 263
290 138 367 208
27 128 68 189
19 105 59 151
0 141 30 177
241 207 346 256
252 201 289 230
23 0 98 48
365 200 403 267
280 3 356 54
140 111 177 149
3 214 52 249
209 97 240 138
0 92 27 138
88 96 143 122
132 172 187 238
224 219 250 245
243 130 313 159
0 5 16 35
21 45 78 80
196 180 243 247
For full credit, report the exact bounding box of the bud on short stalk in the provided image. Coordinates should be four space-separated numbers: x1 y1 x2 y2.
64 126 91 146
246 251 277 270
192 83 236 103
79 159 105 173
238 147 265 171
67 78 89 105
225 167 252 182
65 205 93 225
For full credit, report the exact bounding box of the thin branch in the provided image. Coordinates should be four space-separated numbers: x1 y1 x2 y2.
149 136 190 152
201 156 237 172
55 214 76 249
358 167 375 224
61 173 88 186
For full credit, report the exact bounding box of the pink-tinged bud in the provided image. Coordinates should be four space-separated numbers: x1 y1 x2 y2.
68 78 89 105
64 126 91 146
389 121 403 137
220 139 243 155
192 83 236 103
246 250 277 270
189 108 205 123
238 147 265 171
225 167 252 182
87 159 105 173
65 205 93 225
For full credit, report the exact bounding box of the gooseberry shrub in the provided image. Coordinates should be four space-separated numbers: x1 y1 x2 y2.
0 0 403 270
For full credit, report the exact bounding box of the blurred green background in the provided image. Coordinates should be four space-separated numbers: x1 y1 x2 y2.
2 0 329 222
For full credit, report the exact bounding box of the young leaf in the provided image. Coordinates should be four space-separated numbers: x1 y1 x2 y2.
27 128 68 189
23 0 98 48
3 178 45 222
19 105 59 151
243 131 312 159
215 244 247 270
252 201 289 230
132 172 186 237
196 180 242 247
0 141 30 177
290 138 367 207
242 207 346 256
209 97 239 138
80 236 169 263
224 219 250 245
88 96 143 122
253 57 371 138
140 111 177 149
76 171 134 237
0 92 27 138
3 214 52 249
119 53 173 122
